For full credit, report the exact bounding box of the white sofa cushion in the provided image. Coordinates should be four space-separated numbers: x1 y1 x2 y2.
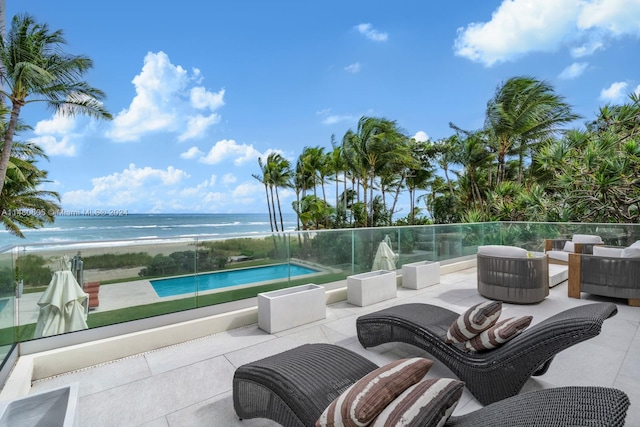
572 234 603 244
547 250 569 263
477 245 529 258
562 241 575 252
593 246 625 257
621 247 640 258
629 240 640 249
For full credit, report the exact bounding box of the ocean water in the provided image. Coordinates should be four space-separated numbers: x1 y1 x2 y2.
1 213 299 247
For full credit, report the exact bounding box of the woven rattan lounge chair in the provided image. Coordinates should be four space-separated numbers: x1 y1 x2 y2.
233 343 629 427
356 302 618 405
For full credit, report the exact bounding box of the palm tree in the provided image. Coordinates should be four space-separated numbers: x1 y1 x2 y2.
447 129 493 211
342 116 409 226
252 157 274 232
326 138 349 226
435 136 458 197
406 168 433 225
1 142 61 237
0 13 112 198
485 76 579 184
299 146 325 200
265 153 291 232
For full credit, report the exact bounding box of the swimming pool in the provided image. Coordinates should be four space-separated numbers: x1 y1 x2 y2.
150 263 319 297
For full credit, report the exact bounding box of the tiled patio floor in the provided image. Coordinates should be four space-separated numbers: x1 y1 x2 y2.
28 267 640 426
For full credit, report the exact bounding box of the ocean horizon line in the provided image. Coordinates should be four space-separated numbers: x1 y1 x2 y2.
1 213 299 247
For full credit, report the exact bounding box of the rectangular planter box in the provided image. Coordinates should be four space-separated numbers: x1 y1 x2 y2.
0 383 79 427
347 270 397 307
402 261 441 289
258 284 326 334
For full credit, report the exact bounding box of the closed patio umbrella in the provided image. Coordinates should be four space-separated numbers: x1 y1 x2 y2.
372 240 399 271
34 257 89 338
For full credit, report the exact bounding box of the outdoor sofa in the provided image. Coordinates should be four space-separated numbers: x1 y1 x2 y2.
568 242 640 306
544 234 604 265
232 343 629 427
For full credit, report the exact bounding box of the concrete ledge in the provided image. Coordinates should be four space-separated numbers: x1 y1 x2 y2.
1 306 258 401
441 257 476 274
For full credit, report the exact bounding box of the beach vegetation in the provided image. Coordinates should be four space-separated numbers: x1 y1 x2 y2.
81 252 153 270
15 254 51 287
0 141 61 237
254 75 640 226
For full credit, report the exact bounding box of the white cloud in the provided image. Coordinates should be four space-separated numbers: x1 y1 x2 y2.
323 115 358 125
345 62 362 73
317 109 358 125
578 0 640 35
190 86 225 110
179 175 216 197
356 23 388 42
232 182 263 198
454 0 581 66
222 173 237 185
600 81 628 101
198 139 263 166
34 113 76 135
412 131 430 142
30 113 79 156
106 51 225 142
180 146 204 159
454 0 640 66
571 41 604 57
635 85 640 96
558 62 589 79
62 163 190 208
29 135 77 156
178 114 221 141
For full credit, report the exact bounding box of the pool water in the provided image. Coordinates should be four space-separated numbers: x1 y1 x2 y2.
150 263 319 297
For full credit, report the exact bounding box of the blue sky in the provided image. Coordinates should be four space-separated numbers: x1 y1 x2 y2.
8 0 640 217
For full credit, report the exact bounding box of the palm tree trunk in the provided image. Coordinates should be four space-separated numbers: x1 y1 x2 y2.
269 185 279 232
264 183 274 232
0 103 22 198
275 187 284 231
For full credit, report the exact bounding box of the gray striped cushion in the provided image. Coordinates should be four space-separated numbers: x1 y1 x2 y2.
370 378 464 427
445 301 502 344
316 358 433 427
463 316 533 352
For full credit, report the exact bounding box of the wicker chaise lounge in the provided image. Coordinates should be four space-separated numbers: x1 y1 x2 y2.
356 302 618 405
233 343 629 427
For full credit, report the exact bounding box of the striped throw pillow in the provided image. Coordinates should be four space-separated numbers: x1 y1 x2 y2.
316 358 433 427
463 316 533 352
445 301 502 344
370 378 464 427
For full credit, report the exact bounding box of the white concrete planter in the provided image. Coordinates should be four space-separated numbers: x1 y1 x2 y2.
347 270 397 307
258 284 326 334
402 261 441 289
0 383 79 427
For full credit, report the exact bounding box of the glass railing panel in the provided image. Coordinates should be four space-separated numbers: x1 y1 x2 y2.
0 246 16 363
192 233 296 307
290 228 353 279
393 226 435 267
15 238 198 341
501 222 640 250
351 227 399 274
430 223 474 260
